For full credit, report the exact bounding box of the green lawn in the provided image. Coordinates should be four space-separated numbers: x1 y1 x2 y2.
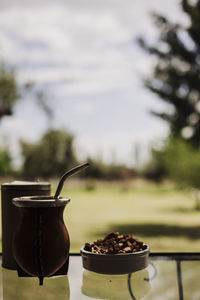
1 179 200 253
60 179 200 252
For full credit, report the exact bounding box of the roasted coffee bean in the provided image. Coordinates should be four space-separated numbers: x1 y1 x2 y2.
95 239 102 246
118 243 124 248
137 241 144 247
118 235 124 239
104 232 119 240
84 243 92 251
127 241 132 247
124 247 132 253
119 238 126 243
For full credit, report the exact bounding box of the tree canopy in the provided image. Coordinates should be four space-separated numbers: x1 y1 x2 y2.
0 65 19 121
21 129 77 179
138 0 200 147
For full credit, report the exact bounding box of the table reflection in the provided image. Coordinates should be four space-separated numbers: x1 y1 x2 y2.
1 267 70 300
2 254 196 299
81 268 151 300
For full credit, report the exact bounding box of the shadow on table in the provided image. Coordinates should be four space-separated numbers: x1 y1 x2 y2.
93 223 200 239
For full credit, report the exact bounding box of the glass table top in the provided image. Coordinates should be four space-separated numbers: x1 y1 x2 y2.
1 253 200 300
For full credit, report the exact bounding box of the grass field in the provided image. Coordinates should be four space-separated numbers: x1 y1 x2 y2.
61 179 200 252
1 179 200 253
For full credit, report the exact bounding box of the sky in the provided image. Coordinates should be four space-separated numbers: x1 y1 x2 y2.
0 0 188 167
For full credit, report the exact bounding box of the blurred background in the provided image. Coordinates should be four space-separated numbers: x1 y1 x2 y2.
1 0 200 252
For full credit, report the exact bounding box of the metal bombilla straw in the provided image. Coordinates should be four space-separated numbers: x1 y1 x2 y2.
54 162 90 199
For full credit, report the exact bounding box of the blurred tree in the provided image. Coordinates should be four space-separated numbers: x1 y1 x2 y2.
0 65 19 121
141 147 167 182
0 64 20 175
36 90 53 127
0 148 12 176
21 129 77 179
0 62 56 176
80 157 135 180
138 0 200 147
159 138 200 188
159 137 200 208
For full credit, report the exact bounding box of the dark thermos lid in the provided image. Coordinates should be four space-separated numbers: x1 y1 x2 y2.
1 181 50 191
